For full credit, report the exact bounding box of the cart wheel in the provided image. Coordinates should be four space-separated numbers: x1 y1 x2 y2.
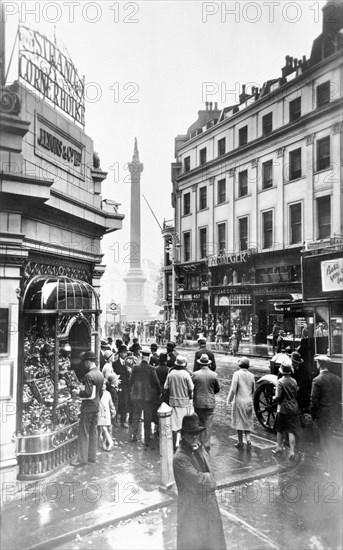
254 382 277 433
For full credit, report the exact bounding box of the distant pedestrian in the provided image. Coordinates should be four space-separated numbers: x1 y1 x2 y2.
272 362 300 460
276 330 285 353
310 355 342 476
193 338 216 372
149 343 160 366
215 320 224 349
272 322 281 353
173 413 227 550
227 357 255 450
155 352 170 404
164 355 194 450
98 380 116 451
192 354 220 451
229 330 239 356
166 341 178 369
102 350 115 379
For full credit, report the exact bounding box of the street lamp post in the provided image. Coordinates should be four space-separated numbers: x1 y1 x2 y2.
164 231 180 343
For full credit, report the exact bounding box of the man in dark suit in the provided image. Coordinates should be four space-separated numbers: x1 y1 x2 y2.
310 355 342 476
193 338 216 372
129 347 161 447
112 344 130 427
192 354 220 451
71 350 104 466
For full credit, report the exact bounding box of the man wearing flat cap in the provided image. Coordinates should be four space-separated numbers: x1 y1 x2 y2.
310 355 342 476
173 413 226 550
193 338 216 372
71 350 104 467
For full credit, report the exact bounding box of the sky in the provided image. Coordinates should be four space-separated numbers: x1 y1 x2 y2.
2 0 326 303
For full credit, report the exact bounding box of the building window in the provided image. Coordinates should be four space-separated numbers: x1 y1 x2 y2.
199 147 207 165
317 81 330 107
262 210 273 249
217 179 226 204
199 186 207 210
289 203 302 244
217 223 226 253
238 170 248 197
239 217 248 251
184 156 190 173
317 196 331 239
199 227 207 259
262 112 273 135
183 232 191 262
183 192 190 215
317 136 330 171
218 138 226 157
239 125 248 146
289 148 302 180
262 160 273 189
289 97 301 121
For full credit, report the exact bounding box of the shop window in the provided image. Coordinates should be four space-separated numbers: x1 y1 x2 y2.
239 217 248 251
289 148 302 180
317 195 331 239
184 156 190 173
218 137 226 157
199 186 207 210
238 170 248 197
199 147 207 166
262 112 273 135
183 192 190 215
262 210 273 249
316 136 330 171
239 125 248 146
289 97 301 121
289 202 302 244
217 179 226 204
217 223 226 253
199 227 207 259
330 304 342 355
262 160 273 189
183 232 191 262
317 80 330 107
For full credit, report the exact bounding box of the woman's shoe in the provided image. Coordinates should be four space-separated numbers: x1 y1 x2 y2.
246 441 252 451
235 442 244 450
289 454 296 461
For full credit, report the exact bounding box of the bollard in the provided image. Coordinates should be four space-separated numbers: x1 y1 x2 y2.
157 402 175 490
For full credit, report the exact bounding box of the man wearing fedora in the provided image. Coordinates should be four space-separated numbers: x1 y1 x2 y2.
166 341 178 369
173 413 227 550
192 354 220 451
113 344 130 428
193 337 216 372
71 350 104 467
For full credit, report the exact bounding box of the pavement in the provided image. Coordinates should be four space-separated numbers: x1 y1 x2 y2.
1 418 315 550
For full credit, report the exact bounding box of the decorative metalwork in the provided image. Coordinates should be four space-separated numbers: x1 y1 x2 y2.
0 83 21 115
23 255 92 286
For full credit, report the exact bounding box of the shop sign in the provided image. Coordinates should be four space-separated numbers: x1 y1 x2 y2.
182 294 193 301
214 287 250 295
254 285 299 295
321 258 343 292
35 114 84 180
207 251 249 266
18 26 85 126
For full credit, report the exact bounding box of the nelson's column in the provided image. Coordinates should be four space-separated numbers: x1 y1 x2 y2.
122 139 152 321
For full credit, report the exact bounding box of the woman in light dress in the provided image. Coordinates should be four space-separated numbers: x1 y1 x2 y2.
227 357 255 450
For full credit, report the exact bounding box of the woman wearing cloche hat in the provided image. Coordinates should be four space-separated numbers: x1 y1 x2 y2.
227 357 255 450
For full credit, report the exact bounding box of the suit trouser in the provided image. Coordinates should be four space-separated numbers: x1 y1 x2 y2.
78 408 99 463
131 400 153 442
195 407 214 448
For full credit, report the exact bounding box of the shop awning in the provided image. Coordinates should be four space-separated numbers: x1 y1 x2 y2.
23 275 100 311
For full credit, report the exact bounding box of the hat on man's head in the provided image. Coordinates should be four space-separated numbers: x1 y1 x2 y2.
132 343 141 351
101 339 110 348
175 355 187 367
166 341 176 350
285 346 293 355
141 346 151 356
118 344 127 353
132 338 139 343
280 362 292 374
83 350 96 362
197 353 212 366
314 354 331 365
238 356 250 369
197 337 206 345
150 343 158 351
103 350 114 361
159 352 167 364
181 413 205 434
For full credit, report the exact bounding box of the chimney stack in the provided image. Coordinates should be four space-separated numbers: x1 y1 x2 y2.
205 101 209 110
214 102 218 110
209 102 213 110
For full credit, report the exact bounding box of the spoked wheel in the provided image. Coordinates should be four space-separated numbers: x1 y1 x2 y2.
254 382 277 433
